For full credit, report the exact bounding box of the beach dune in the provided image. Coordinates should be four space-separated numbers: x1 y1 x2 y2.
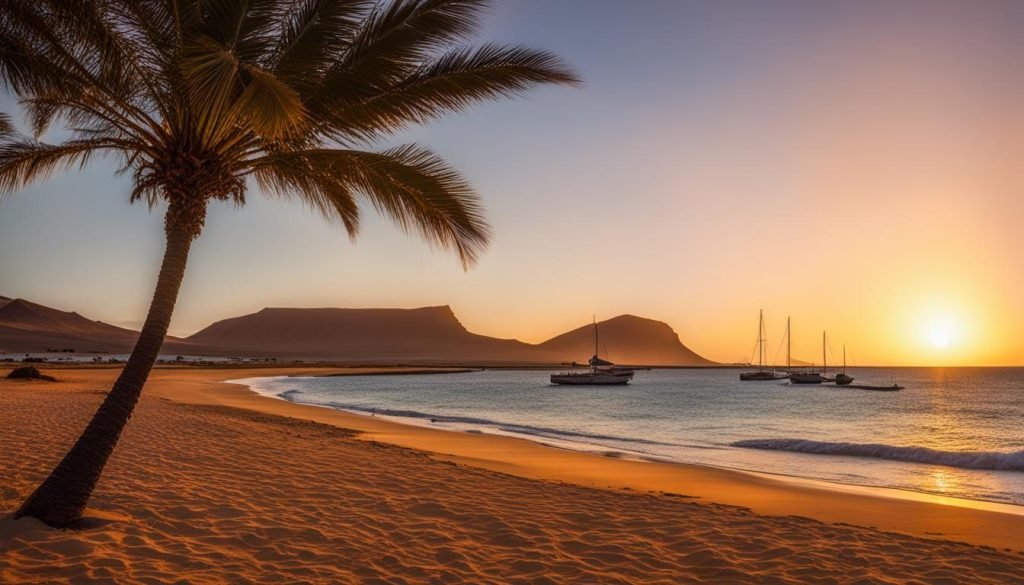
3 368 1024 584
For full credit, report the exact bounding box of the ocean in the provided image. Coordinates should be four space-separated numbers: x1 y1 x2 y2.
238 367 1024 506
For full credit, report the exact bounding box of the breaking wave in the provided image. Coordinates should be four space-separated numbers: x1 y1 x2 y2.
732 438 1024 472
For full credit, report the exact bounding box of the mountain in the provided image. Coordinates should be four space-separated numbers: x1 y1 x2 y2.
186 306 540 363
0 296 715 365
0 297 190 354
536 315 714 366
187 306 712 365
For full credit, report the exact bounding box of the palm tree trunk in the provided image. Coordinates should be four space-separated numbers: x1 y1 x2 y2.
15 213 195 528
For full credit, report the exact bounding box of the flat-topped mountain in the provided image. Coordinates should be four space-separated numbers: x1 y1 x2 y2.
186 305 539 362
0 296 714 365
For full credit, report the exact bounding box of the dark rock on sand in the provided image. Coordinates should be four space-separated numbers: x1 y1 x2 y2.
6 366 57 382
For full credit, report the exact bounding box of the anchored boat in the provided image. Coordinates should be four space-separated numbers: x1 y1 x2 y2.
740 310 787 381
790 329 827 384
789 371 825 384
835 345 854 385
551 318 635 385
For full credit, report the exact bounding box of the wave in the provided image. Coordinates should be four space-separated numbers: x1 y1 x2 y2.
732 438 1024 472
274 390 680 448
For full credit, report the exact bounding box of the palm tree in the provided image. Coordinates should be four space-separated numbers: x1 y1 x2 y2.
0 0 577 527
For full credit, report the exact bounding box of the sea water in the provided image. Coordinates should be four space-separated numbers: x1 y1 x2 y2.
239 368 1024 506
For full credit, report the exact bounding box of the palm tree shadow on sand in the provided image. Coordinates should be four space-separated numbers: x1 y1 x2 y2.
0 0 578 528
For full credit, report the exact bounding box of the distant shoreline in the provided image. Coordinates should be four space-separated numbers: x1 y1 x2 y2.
317 367 481 377
9 359 1022 370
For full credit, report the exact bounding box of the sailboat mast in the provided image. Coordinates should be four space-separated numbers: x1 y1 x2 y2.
593 315 598 358
843 345 847 375
786 317 791 370
822 331 827 374
758 309 765 370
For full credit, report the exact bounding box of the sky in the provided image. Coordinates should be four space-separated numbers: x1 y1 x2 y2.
1 0 1022 366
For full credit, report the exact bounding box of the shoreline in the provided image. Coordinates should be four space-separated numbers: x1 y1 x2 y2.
244 373 1024 515
147 367 1024 551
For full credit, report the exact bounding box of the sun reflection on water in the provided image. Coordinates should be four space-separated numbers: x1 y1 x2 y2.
926 467 973 498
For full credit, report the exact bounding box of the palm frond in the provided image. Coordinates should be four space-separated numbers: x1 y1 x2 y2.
271 0 368 81
352 143 491 267
250 143 490 267
236 64 308 139
320 43 580 141
252 151 361 236
326 0 488 90
1 0 165 142
0 22 88 98
182 35 241 122
0 137 118 193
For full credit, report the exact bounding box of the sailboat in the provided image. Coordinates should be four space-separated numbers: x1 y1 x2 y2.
835 345 854 385
740 310 785 381
789 329 826 384
550 318 635 385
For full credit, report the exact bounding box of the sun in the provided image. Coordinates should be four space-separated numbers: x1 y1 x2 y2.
930 329 951 348
909 300 983 363
923 316 958 350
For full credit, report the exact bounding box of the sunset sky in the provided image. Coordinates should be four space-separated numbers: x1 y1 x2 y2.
1 0 1022 366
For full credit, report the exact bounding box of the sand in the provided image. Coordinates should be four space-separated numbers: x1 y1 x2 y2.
2 367 1024 584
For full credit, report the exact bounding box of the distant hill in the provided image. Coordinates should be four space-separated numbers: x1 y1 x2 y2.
0 296 715 365
782 357 814 368
537 315 714 366
0 297 190 354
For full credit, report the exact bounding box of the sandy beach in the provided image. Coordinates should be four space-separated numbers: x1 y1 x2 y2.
3 367 1024 584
